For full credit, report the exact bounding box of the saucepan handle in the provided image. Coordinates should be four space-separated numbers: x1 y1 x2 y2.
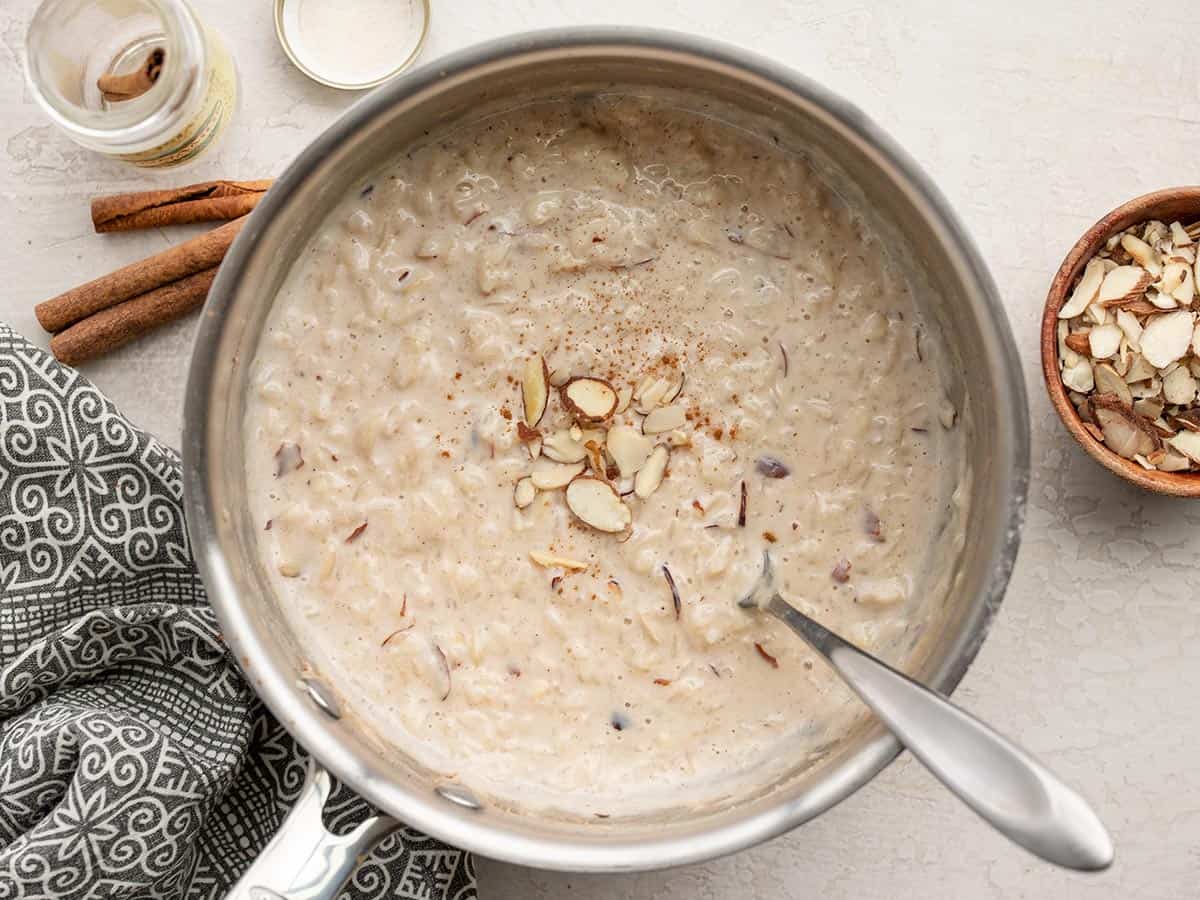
225 759 398 900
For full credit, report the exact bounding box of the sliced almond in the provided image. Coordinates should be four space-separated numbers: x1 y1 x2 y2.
565 477 632 533
529 550 589 571
634 445 670 499
1172 265 1195 306
642 405 687 435
606 424 655 476
633 377 671 414
1085 301 1109 325
548 367 571 388
1093 363 1132 406
1097 265 1153 306
1060 258 1105 318
561 377 618 423
1115 308 1143 350
1167 429 1200 463
1061 358 1094 393
614 385 633 414
1139 310 1195 368
1125 352 1156 384
1158 448 1192 471
1087 323 1122 359
666 429 692 447
1160 262 1187 296
1114 338 1131 377
1064 332 1091 354
1173 221 1197 246
1163 365 1198 406
541 428 588 463
1120 233 1162 276
514 477 537 509
522 354 550 427
1150 417 1177 438
1133 396 1165 420
1130 376 1162 400
1147 289 1177 311
1142 220 1170 248
583 439 607 480
1118 298 1164 316
1170 409 1200 432
663 371 686 404
1092 395 1160 459
530 458 586 490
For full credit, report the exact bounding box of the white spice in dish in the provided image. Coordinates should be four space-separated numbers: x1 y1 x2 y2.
243 92 968 814
284 0 424 86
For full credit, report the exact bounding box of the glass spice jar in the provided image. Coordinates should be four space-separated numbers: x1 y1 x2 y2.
24 0 238 168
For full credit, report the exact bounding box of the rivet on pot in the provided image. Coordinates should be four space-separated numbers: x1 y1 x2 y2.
436 784 482 810
300 677 341 719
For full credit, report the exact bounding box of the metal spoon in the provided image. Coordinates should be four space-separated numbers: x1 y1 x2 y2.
739 551 1113 871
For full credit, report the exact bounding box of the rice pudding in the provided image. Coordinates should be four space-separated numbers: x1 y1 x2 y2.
244 92 967 814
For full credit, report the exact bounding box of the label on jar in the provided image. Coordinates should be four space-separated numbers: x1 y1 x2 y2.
116 26 237 168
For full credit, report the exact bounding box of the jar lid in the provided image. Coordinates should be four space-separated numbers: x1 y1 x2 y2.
274 0 430 90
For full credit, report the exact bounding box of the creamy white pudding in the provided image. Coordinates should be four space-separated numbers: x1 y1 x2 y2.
244 92 967 815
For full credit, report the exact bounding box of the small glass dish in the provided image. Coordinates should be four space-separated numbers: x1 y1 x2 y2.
273 0 430 91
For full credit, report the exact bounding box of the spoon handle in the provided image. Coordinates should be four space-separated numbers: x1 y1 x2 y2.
764 594 1113 872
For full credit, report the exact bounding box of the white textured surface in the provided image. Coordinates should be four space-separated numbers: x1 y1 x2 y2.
2 1 1199 897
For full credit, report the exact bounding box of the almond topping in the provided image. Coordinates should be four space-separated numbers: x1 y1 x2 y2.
541 428 589 463
521 354 550 427
634 445 670 499
606 424 654 476
530 458 586 490
561 377 618 423
564 477 633 533
529 550 589 571
614 385 633 414
642 405 687 435
514 477 537 509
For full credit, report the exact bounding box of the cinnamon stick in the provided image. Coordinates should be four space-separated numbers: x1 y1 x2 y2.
97 48 165 102
50 268 217 366
92 179 272 233
36 216 246 334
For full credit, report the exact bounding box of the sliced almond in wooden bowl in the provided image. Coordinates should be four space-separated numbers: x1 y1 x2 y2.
1041 186 1200 495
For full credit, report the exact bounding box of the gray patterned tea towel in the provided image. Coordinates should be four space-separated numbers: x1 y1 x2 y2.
0 324 476 900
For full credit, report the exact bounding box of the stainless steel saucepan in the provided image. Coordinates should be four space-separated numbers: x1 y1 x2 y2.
183 27 1030 893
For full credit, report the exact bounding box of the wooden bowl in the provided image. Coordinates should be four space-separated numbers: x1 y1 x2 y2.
1041 186 1200 496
